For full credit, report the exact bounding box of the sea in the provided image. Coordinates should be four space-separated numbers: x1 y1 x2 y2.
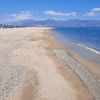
53 27 100 64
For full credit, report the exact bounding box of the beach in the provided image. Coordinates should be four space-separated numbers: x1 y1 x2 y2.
0 27 98 100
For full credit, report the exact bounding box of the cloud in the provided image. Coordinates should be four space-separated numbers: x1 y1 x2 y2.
84 8 100 17
8 11 33 21
84 12 95 16
44 10 77 17
92 8 100 12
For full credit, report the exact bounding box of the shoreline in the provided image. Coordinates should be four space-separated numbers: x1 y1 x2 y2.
0 27 98 100
47 29 100 100
50 29 100 79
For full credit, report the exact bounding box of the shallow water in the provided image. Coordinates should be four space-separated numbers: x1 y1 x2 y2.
53 27 100 64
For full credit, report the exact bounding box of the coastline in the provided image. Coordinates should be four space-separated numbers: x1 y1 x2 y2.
47 29 100 100
0 27 98 100
50 29 100 79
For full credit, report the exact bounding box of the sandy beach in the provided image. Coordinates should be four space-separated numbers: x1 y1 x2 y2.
0 27 97 100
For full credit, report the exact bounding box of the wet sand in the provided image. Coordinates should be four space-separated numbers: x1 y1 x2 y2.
0 27 93 100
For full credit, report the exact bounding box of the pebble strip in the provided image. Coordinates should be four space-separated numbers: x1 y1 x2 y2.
0 46 23 100
53 49 100 100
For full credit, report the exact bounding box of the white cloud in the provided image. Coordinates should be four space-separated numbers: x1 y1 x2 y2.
9 11 33 21
44 10 77 17
84 12 95 16
84 8 100 17
92 8 100 12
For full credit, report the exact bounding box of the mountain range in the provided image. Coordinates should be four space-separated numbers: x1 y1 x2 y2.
5 19 100 27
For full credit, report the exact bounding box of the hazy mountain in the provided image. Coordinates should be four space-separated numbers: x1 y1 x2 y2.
6 19 100 27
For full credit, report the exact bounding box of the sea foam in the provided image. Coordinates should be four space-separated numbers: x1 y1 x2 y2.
77 44 100 55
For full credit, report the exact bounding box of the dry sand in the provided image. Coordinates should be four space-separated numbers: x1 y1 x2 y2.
0 27 93 100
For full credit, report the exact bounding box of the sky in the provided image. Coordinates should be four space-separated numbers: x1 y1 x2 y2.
0 0 100 22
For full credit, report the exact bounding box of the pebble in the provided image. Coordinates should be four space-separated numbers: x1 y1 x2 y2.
53 49 100 100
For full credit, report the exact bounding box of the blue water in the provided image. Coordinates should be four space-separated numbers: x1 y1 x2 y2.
53 27 100 63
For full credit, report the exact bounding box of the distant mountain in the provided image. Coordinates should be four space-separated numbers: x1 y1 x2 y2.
6 19 100 27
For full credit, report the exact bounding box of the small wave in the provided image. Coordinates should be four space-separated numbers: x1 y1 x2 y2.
77 44 100 55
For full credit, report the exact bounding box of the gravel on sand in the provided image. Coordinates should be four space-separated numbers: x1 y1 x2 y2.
53 49 100 100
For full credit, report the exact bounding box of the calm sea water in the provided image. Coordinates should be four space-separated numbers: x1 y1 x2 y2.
53 27 100 63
